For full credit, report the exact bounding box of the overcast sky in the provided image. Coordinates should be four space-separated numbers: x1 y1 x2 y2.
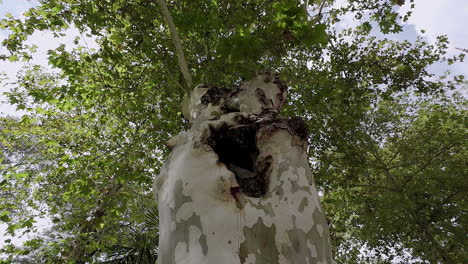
0 0 99 116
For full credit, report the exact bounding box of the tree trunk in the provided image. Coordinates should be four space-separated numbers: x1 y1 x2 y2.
154 73 332 264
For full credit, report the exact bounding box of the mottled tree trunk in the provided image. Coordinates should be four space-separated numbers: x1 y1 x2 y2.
154 73 332 264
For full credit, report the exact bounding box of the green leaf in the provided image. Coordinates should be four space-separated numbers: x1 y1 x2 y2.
0 211 11 223
7 55 18 62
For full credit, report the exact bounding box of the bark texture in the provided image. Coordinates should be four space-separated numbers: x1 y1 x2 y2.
154 73 332 264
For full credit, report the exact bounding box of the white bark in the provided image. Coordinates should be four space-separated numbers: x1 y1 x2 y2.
155 73 332 264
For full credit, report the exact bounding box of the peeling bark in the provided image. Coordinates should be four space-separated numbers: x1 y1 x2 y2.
154 73 332 263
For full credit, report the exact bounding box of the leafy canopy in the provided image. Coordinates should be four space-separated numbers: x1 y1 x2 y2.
0 0 466 263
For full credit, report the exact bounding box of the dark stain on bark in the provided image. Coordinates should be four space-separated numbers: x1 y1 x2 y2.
255 88 270 106
273 74 288 93
287 116 309 140
230 186 245 209
201 86 230 105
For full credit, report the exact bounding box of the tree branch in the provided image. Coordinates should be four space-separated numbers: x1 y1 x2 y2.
156 0 193 91
421 224 456 264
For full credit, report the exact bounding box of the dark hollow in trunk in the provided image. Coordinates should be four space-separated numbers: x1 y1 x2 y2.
209 124 269 198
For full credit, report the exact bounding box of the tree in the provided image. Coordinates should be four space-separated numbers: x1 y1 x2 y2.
0 0 466 263
320 93 467 263
155 73 332 263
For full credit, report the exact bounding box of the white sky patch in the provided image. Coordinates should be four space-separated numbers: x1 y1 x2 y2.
1 29 98 115
0 0 36 116
0 0 98 117
0 216 53 251
398 0 468 77
329 0 357 32
399 0 468 50
329 0 468 78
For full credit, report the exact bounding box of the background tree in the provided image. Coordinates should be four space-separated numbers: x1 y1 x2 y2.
0 0 466 263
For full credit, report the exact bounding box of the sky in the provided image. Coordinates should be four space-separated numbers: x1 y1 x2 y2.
0 0 99 116
334 0 468 78
0 0 467 254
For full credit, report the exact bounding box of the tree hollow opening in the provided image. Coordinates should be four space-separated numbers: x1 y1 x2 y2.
209 125 268 197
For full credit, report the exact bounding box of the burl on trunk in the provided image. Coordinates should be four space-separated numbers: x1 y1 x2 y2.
154 73 332 264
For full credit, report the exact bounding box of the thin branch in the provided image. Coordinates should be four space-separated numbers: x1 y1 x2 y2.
309 0 328 25
80 33 108 87
402 143 457 187
317 0 327 17
156 0 193 91
350 184 400 192
420 224 456 264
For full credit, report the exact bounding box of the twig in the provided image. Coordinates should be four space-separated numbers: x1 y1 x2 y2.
80 33 107 87
317 0 327 17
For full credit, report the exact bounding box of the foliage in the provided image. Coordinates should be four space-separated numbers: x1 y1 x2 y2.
318 93 467 263
100 205 159 264
0 0 466 263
